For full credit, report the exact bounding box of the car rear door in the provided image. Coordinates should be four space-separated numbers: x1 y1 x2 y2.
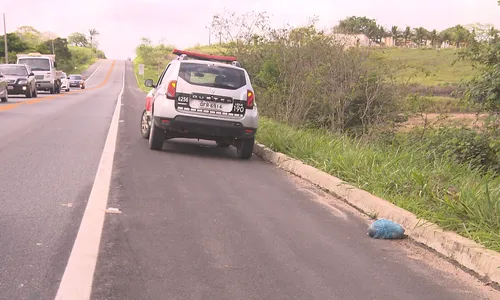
174 62 248 118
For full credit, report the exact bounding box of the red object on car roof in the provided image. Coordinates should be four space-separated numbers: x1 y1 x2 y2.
172 48 237 63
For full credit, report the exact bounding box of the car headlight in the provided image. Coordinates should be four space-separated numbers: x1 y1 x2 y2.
18 80 27 84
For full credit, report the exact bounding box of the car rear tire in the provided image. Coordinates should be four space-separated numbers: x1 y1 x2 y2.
148 117 164 150
236 137 255 159
216 140 231 147
140 109 151 139
66 88 70 92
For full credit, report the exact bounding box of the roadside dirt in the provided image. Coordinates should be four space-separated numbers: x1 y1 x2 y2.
286 172 500 300
401 113 489 130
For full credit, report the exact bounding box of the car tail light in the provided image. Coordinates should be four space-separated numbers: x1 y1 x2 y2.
166 80 177 100
246 90 254 109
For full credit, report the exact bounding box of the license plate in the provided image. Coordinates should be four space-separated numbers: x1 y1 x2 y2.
7 86 13 90
199 101 223 110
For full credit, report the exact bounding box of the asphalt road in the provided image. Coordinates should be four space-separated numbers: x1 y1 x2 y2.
0 59 124 300
88 62 497 300
0 59 497 300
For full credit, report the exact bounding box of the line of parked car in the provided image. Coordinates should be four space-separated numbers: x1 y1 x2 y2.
0 63 85 103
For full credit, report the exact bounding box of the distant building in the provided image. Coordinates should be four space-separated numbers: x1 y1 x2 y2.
330 33 372 47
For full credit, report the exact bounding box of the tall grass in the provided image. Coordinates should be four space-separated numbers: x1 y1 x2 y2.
375 48 476 86
257 117 500 251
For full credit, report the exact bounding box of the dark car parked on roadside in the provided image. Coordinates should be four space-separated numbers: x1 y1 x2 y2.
0 64 37 98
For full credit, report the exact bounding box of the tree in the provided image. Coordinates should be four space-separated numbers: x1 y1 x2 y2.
36 38 73 70
335 16 381 44
459 27 500 113
68 32 89 47
0 33 30 63
429 30 439 47
15 26 42 46
391 26 401 46
413 27 429 47
489 27 500 44
88 28 99 48
403 26 412 46
210 10 270 45
440 30 452 46
442 25 471 48
453 25 470 47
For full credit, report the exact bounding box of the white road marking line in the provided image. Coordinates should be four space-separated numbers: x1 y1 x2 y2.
84 60 105 83
54 63 124 300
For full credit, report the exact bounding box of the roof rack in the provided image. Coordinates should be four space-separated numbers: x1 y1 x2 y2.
172 49 241 67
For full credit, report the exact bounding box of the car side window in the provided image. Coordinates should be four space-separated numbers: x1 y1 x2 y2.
157 64 170 86
163 63 177 83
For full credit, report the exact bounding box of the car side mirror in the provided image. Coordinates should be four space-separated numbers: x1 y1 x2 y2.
54 62 58 68
144 79 155 87
29 72 35 76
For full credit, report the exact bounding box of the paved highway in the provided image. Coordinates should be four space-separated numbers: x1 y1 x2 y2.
0 59 498 300
0 59 123 300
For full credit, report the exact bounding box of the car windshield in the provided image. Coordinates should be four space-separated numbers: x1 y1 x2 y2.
0 65 28 76
178 62 246 90
69 75 82 80
18 58 51 71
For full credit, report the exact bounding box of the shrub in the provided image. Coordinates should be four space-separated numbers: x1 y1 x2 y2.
222 24 402 134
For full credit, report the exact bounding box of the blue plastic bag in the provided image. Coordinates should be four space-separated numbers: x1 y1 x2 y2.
368 218 405 239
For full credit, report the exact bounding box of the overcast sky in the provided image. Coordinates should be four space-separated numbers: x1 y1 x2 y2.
2 0 500 59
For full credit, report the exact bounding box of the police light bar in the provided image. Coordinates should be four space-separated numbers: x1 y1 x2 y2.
172 49 237 63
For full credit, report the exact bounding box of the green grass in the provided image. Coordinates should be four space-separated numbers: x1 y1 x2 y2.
375 48 476 86
256 117 500 252
417 96 477 113
72 57 97 74
66 46 100 74
133 55 163 92
428 96 468 113
185 45 476 88
186 44 229 55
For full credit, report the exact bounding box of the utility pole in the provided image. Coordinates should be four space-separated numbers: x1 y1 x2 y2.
3 13 7 64
51 39 55 54
205 26 211 46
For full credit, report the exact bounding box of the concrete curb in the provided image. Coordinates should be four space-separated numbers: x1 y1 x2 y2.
253 142 500 285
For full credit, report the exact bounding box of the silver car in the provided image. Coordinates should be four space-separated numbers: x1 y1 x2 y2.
0 71 8 102
141 49 259 159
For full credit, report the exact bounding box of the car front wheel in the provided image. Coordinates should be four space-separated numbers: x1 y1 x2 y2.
25 86 33 98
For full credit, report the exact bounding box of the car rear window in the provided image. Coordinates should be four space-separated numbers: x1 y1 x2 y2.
178 62 246 90
69 75 82 80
